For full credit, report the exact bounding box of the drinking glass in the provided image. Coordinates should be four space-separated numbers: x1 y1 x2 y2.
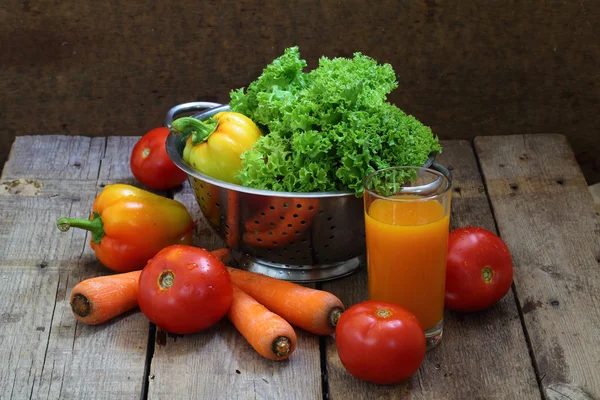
363 166 452 349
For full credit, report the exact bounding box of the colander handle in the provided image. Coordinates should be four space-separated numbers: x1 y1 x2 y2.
431 162 452 182
397 162 452 195
164 101 223 128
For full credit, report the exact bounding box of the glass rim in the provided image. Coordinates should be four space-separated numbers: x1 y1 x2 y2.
363 165 452 202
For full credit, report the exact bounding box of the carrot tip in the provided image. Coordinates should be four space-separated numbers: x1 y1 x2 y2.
328 307 344 330
71 293 92 317
273 336 292 357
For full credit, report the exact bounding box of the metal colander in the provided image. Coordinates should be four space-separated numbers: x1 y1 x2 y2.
165 102 446 282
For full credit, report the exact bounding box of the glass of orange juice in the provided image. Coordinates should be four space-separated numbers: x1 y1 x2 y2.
363 166 451 349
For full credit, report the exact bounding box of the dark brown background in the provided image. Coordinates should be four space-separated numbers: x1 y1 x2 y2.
2 0 599 184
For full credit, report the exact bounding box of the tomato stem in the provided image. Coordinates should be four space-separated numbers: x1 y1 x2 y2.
56 212 105 244
482 266 494 283
159 270 175 289
375 309 393 318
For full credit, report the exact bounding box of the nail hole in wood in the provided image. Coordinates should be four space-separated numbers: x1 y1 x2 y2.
509 183 518 190
454 187 462 195
556 178 564 185
551 300 560 307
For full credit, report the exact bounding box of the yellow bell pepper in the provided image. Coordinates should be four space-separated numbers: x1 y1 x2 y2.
171 112 262 184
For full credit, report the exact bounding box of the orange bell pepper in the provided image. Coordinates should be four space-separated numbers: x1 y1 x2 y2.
56 184 195 272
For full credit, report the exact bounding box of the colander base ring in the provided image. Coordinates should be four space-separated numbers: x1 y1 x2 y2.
231 250 366 283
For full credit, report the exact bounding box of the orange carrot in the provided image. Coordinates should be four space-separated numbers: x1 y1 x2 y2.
70 270 141 325
228 285 297 360
70 248 231 325
226 267 344 335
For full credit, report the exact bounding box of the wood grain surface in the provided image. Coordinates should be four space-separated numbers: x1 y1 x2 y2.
1 0 599 184
475 134 600 400
0 136 149 400
2 134 599 399
322 141 540 400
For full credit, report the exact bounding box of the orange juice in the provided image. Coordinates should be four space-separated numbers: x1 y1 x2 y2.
365 198 450 330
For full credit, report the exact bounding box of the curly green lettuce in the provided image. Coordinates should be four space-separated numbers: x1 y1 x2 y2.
230 46 441 196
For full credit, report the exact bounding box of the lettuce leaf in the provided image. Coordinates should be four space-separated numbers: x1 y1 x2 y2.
230 47 442 196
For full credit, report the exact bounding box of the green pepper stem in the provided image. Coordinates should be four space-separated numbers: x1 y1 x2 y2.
170 117 219 146
56 212 105 244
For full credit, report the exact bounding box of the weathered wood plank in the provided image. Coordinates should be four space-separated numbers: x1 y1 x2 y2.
1 136 104 181
0 136 149 400
475 134 600 399
146 182 323 400
97 136 139 187
323 140 540 399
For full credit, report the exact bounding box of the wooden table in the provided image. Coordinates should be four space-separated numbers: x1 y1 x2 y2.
1 134 598 400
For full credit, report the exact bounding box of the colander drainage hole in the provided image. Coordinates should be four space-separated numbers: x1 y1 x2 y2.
330 225 336 230
327 216 333 221
308 206 314 210
293 214 298 218
279 215 285 220
260 212 266 216
317 210 324 216
296 204 302 208
329 235 335 240
269 206 275 210
215 203 220 208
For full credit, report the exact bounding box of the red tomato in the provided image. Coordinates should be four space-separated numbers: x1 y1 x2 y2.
445 226 514 312
335 301 426 384
130 127 187 190
138 245 233 334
